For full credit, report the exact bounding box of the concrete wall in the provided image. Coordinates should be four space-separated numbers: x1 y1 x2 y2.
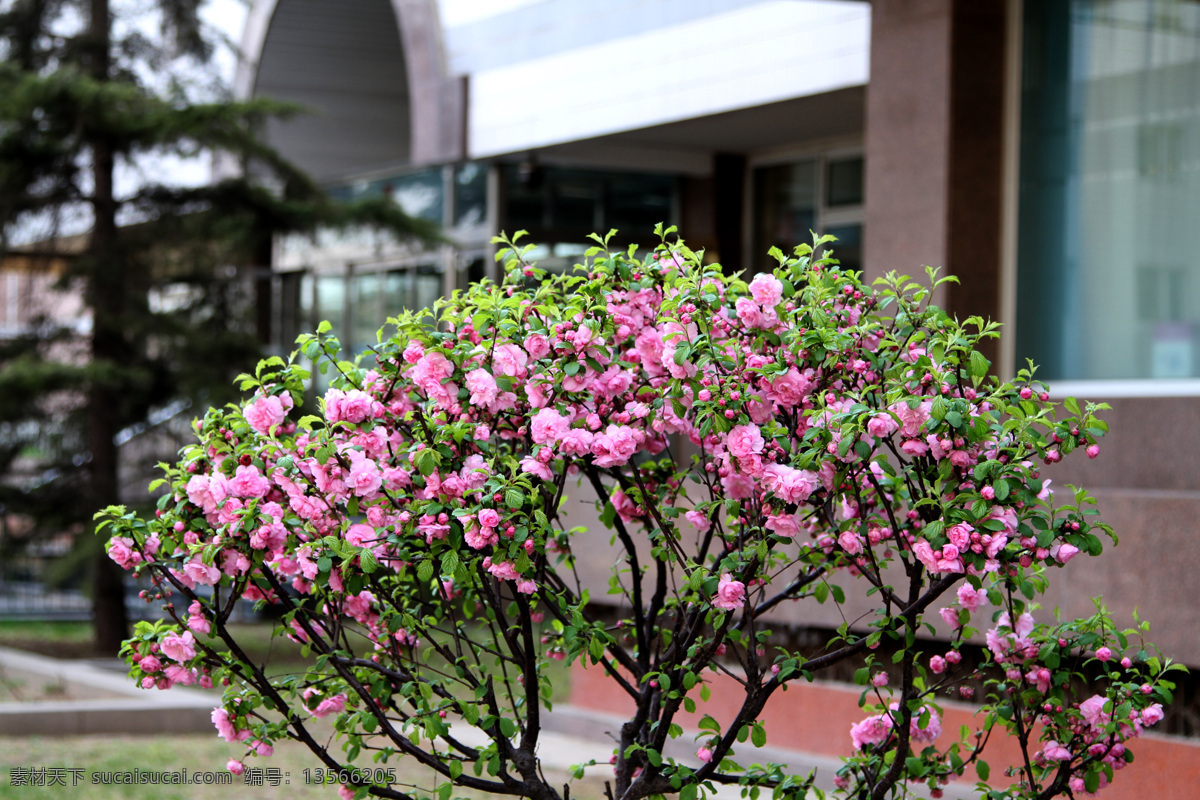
863 0 1007 364
251 0 413 180
467 1 870 157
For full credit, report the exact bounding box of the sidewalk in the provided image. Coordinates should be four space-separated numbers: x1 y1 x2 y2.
0 646 971 798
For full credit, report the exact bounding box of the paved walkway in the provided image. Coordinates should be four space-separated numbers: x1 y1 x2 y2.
0 646 971 798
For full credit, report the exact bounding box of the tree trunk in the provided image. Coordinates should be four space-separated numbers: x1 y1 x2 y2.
88 0 129 656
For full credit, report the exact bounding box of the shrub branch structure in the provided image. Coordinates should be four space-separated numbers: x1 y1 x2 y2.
99 230 1178 800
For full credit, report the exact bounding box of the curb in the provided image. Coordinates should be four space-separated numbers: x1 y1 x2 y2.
0 646 214 737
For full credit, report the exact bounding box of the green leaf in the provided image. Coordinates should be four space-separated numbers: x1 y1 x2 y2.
969 350 990 380
505 489 525 509
751 724 766 747
814 582 829 604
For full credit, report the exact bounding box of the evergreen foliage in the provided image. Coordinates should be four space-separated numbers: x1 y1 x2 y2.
0 0 437 653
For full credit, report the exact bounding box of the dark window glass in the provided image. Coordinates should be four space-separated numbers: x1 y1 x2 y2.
754 160 817 265
826 157 864 207
454 163 488 227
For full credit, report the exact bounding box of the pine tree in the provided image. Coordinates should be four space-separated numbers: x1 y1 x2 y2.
0 0 435 653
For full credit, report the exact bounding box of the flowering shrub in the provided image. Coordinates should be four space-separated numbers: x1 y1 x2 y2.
98 229 1179 800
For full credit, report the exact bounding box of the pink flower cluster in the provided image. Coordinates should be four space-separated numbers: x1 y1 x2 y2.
96 234 1145 798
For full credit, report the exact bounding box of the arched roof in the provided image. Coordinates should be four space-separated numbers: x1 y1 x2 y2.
234 0 464 179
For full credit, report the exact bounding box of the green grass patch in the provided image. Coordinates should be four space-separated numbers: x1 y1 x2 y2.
0 729 609 799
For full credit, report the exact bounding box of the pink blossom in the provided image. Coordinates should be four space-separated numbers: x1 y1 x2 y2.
227 760 245 775
866 413 899 439
346 454 382 497
764 512 800 538
531 408 571 444
734 296 765 329
713 573 746 611
345 523 378 548
908 704 942 743
312 693 348 718
1051 542 1081 564
1043 741 1072 761
760 464 819 503
590 424 639 468
1026 667 1052 693
465 368 499 407
1079 695 1111 730
244 394 288 434
521 455 554 480
212 708 238 742
696 747 713 763
956 584 983 612
726 424 765 460
484 558 520 581
939 606 962 630
890 400 932 438
611 489 640 522
946 523 973 551
525 334 551 361
325 388 380 424
411 351 454 393
1141 703 1165 727
186 473 227 511
850 715 890 750
912 540 939 573
183 557 221 586
492 344 529 378
229 465 269 499
839 530 864 555
464 522 499 550
871 671 888 688
748 273 784 307
769 367 815 407
161 631 197 663
107 537 139 569
929 655 946 674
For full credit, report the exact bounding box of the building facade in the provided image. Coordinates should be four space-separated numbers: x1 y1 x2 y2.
234 0 1200 673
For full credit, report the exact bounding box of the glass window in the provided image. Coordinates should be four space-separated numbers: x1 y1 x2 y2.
414 265 442 313
351 272 381 353
826 157 865 207
1018 0 1200 380
384 269 412 317
454 163 488 228
822 223 863 273
314 275 345 338
752 155 862 271
390 170 444 223
754 161 818 263
606 174 675 231
501 165 677 243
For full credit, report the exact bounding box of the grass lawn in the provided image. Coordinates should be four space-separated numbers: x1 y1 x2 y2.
0 730 611 800
0 620 584 797
0 621 94 659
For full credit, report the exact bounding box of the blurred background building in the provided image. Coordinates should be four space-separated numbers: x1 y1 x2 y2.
232 0 1200 689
